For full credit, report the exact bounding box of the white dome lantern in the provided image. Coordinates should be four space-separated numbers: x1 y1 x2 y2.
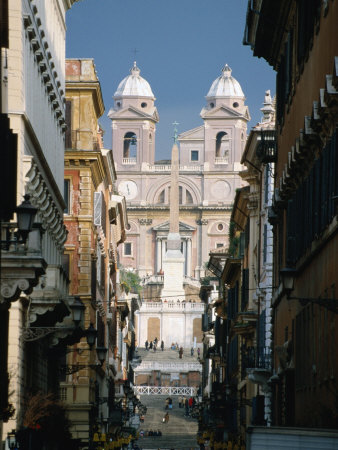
206 64 244 99
114 62 155 99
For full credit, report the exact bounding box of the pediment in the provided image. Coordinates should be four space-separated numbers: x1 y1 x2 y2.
179 125 204 141
153 220 196 232
201 105 244 119
108 105 157 121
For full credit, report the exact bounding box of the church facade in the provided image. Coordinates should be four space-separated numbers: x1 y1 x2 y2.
108 63 249 355
108 62 250 285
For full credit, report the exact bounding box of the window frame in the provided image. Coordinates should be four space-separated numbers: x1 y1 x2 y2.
190 150 199 162
123 242 133 257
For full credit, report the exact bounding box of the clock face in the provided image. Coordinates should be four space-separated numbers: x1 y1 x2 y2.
118 180 138 200
211 180 231 200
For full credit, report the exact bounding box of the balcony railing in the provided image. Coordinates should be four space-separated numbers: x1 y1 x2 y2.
241 346 272 379
256 129 276 163
122 157 137 165
140 301 205 313
142 163 203 172
214 156 229 165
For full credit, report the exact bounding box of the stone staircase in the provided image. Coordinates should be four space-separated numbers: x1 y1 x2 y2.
134 396 199 449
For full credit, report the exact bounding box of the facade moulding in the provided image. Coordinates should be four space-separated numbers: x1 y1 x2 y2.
24 157 68 249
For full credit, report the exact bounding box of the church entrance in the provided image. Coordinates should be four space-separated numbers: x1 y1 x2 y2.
147 317 160 342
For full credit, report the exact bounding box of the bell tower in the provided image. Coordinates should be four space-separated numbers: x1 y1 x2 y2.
200 64 250 171
108 62 159 171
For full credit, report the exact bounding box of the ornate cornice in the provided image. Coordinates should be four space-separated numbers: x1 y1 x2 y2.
25 158 68 250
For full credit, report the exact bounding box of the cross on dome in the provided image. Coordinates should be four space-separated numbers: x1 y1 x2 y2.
221 64 232 77
130 61 140 75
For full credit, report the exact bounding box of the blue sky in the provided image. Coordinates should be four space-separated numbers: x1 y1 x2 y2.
66 0 275 160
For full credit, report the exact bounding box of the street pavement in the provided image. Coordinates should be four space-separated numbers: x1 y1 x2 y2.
134 395 199 450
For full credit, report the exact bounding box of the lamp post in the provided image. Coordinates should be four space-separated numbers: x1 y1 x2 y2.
7 429 18 449
16 194 38 243
70 296 86 326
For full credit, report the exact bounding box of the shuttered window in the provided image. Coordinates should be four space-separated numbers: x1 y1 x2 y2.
286 130 338 265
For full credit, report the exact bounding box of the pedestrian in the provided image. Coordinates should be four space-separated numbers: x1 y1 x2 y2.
168 397 172 409
164 412 169 423
197 347 200 358
191 347 194 356
154 343 157 352
179 347 183 359
165 397 169 409
161 340 164 351
154 337 158 345
188 396 193 412
149 341 153 350
178 395 182 408
145 340 149 350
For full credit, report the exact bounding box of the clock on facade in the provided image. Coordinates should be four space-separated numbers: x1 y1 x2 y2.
118 180 138 200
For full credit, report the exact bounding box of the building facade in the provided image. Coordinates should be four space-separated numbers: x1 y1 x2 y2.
1 1 80 448
245 0 338 429
64 58 130 448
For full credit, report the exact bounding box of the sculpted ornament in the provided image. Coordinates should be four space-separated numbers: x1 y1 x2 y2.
138 218 152 225
1 279 32 302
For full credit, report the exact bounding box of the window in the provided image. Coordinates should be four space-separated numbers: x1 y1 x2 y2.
216 243 223 248
123 132 137 159
263 224 268 263
233 102 239 108
65 100 72 148
157 189 165 204
217 223 224 232
186 190 193 204
141 102 147 108
215 131 230 160
124 242 132 256
64 179 70 214
61 253 70 280
191 150 199 161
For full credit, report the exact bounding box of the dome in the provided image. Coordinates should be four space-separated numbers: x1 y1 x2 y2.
206 64 244 98
114 62 155 98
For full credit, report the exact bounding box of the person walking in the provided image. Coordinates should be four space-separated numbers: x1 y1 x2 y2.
165 397 169 410
145 340 149 350
161 340 164 351
149 341 153 350
163 412 169 423
191 347 194 356
168 397 173 410
178 395 182 408
197 347 200 358
179 347 183 359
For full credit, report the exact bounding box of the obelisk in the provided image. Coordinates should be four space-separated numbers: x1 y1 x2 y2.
161 122 185 300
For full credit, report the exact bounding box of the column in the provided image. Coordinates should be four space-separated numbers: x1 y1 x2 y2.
183 239 187 275
161 239 166 270
156 238 161 273
186 238 192 277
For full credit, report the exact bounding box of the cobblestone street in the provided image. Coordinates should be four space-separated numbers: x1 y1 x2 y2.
135 396 199 450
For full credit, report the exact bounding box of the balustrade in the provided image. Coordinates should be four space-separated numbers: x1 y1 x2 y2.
134 386 197 396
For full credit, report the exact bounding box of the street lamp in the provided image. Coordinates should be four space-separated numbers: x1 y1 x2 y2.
85 323 98 348
96 346 108 365
16 194 38 243
7 429 18 449
70 296 85 326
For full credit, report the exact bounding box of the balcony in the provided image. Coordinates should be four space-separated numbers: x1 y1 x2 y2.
214 156 229 165
140 301 205 313
122 157 137 165
241 346 272 381
256 129 276 163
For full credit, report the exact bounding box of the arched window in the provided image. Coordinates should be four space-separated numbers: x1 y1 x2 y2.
157 189 165 204
149 133 152 156
156 185 195 205
123 132 137 159
215 131 229 159
186 190 193 204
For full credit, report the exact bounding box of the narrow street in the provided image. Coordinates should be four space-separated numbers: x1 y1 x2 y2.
135 396 199 449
